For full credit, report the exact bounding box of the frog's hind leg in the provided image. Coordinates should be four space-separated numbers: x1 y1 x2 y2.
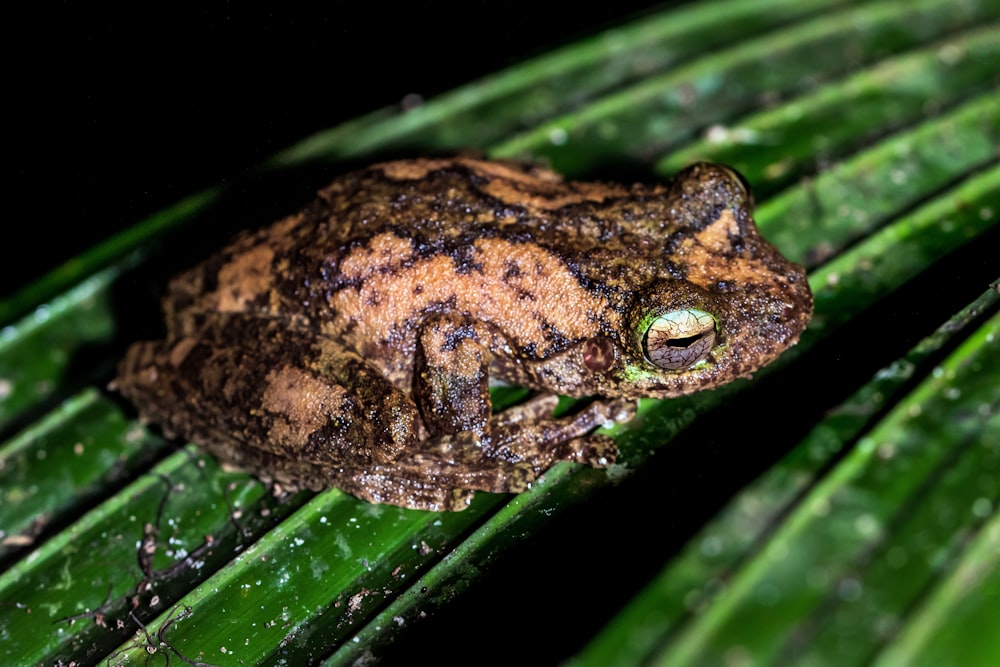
199 433 535 512
114 313 421 471
340 454 538 512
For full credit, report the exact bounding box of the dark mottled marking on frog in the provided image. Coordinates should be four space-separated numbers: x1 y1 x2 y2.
441 323 480 352
449 245 485 275
536 320 575 350
502 260 523 281
514 287 538 302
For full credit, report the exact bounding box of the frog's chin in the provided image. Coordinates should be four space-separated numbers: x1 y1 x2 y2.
619 377 725 399
614 355 759 399
634 376 737 399
622 328 806 398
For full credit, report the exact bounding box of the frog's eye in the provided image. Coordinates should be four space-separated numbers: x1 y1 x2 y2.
642 309 717 371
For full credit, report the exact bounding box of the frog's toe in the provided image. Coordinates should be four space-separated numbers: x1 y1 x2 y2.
597 398 638 425
492 393 560 426
561 434 619 468
502 462 537 493
444 488 476 511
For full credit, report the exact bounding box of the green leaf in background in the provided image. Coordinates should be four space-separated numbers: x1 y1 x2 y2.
1 1 997 665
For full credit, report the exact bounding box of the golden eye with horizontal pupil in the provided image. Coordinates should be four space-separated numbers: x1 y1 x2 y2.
642 309 717 370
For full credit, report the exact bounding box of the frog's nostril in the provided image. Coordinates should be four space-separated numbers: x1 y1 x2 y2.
642 309 717 371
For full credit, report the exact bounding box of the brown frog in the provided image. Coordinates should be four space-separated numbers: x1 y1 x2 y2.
113 157 812 511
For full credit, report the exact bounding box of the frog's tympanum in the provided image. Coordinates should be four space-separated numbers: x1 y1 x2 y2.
114 158 812 511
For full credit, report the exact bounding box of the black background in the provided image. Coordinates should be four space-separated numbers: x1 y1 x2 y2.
6 3 667 299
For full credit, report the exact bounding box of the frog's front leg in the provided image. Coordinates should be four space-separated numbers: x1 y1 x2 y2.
487 394 634 468
413 315 630 476
413 314 492 436
333 397 630 512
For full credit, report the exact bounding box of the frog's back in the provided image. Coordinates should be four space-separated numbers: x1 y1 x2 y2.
162 158 657 338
